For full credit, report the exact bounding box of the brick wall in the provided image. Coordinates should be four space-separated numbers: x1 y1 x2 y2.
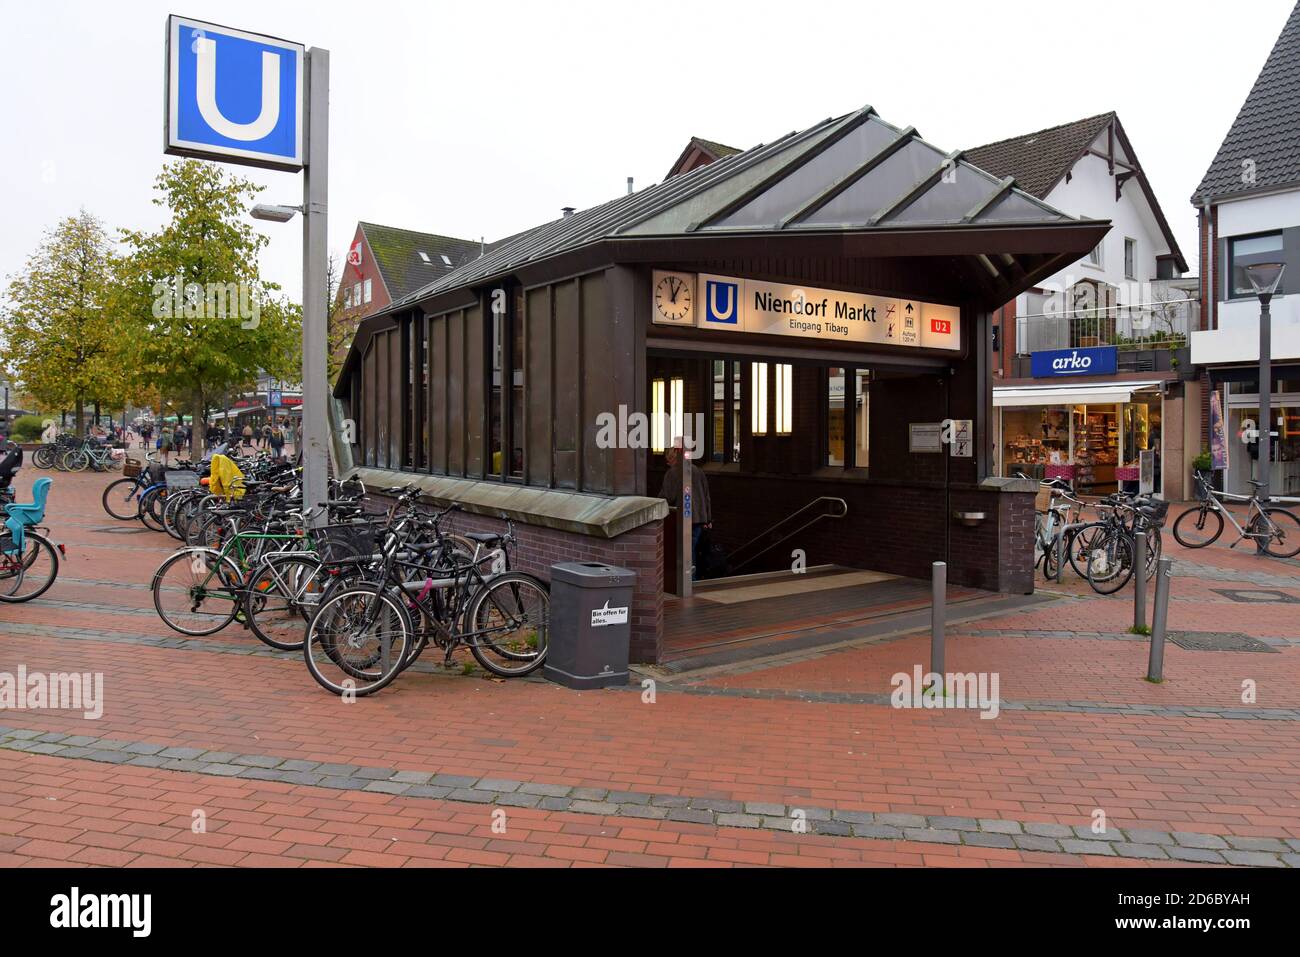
444 510 665 664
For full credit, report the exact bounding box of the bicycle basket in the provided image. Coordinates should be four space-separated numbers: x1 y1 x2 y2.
317 522 381 563
1139 498 1170 527
1034 487 1053 513
165 470 200 490
122 458 142 478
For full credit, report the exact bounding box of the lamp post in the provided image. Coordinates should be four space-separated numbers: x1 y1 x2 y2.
1245 262 1286 504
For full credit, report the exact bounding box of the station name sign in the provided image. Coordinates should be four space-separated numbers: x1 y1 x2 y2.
651 270 961 352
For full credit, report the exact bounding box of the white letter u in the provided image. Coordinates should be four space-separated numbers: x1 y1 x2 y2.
195 37 281 141
709 284 734 321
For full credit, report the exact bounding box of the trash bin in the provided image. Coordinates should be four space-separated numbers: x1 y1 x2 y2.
543 561 636 690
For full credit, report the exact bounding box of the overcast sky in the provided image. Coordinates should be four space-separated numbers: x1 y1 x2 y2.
2 0 1294 302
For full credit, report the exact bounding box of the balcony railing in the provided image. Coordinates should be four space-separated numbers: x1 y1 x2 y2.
1016 296 1199 356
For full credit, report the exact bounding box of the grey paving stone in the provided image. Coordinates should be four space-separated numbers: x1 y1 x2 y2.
1282 854 1300 868
495 793 542 809
317 776 368 790
1024 822 1074 838
60 735 99 747
717 813 762 829
904 828 961 845
607 791 651 805
197 751 239 763
277 760 321 773
1225 836 1290 853
56 747 97 760
690 798 744 814
21 742 65 755
1072 826 1120 841
978 819 1023 835
447 788 498 804
389 770 433 785
650 795 691 808
1222 850 1285 868
568 800 619 815
963 831 1016 849
124 755 168 769
158 746 205 760
363 781 412 795
1287 838 1300 853
812 819 853 837
278 771 324 786
1014 835 1062 853
877 813 927 828
853 823 904 840
1061 839 1117 856
930 816 978 830
519 782 571 798
570 788 609 801
1167 846 1226 864
618 805 668 820
239 767 290 782
6 729 44 740
233 754 283 769
476 778 522 793
87 750 133 764
1123 829 1174 846
1173 831 1229 850
404 785 453 800
203 763 246 777
313 763 362 776
667 808 714 825
36 732 70 743
353 767 393 781
538 797 572 812
761 816 797 831
1114 843 1169 860
748 802 790 817
802 807 832 822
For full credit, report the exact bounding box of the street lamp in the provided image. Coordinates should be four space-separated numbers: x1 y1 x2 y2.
250 204 301 223
1245 261 1286 503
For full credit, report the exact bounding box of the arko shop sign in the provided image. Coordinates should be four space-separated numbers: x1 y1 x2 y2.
1030 346 1118 378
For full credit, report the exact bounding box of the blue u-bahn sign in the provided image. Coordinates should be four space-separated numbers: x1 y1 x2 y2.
165 15 305 171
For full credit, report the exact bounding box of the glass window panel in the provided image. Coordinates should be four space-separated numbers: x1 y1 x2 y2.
651 379 666 452
886 166 1001 225
731 362 741 463
827 367 846 466
713 119 901 229
775 364 793 435
974 191 1068 224
800 139 945 227
489 311 503 475
1230 232 1285 297
510 290 525 477
751 363 768 435
855 369 870 468
710 360 726 463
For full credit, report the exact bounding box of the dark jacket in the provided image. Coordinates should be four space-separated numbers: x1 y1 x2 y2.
658 461 712 525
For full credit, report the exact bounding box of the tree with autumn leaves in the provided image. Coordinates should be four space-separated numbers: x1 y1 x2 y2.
1 160 301 448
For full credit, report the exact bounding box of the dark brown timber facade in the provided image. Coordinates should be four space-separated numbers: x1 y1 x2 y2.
332 106 1110 663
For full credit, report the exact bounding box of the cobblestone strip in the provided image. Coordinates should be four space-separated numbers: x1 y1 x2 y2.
0 726 1292 867
11 620 1300 721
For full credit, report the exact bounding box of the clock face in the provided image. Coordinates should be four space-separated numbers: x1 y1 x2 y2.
653 271 694 324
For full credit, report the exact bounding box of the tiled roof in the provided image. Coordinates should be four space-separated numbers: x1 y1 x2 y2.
1193 1 1300 204
390 105 1093 310
358 223 482 302
692 137 740 159
965 113 1115 199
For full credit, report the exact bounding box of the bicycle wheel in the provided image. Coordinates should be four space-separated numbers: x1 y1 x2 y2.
1173 505 1223 548
162 489 194 540
243 554 329 651
101 478 142 520
64 450 89 472
1086 531 1134 595
0 532 60 603
304 586 411 696
1066 522 1109 580
151 548 243 636
0 540 24 598
466 572 550 677
32 446 54 469
1254 507 1300 559
140 488 169 533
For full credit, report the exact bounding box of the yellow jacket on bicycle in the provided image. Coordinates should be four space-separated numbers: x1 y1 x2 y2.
208 453 245 499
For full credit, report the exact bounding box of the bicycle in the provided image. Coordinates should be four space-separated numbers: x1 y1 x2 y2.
0 476 62 604
1084 495 1168 595
304 489 546 696
1172 470 1300 558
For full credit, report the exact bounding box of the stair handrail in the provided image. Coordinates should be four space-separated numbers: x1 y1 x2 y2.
727 496 848 573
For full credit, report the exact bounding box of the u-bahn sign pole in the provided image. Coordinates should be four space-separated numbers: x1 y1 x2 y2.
164 14 329 526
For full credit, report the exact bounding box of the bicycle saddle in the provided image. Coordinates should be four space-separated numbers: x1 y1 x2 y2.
464 531 503 545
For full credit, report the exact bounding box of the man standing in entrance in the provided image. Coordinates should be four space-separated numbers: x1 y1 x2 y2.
658 438 712 579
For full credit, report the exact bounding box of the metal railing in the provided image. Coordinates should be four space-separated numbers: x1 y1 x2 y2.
728 496 849 574
1016 297 1199 356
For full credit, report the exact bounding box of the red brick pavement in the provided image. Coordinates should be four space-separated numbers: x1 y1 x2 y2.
2 471 1299 867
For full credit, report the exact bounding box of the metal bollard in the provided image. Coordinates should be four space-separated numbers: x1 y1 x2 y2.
1146 558 1173 682
1133 531 1147 632
931 561 946 679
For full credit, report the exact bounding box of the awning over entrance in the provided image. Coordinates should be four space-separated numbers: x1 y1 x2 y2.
993 380 1162 407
